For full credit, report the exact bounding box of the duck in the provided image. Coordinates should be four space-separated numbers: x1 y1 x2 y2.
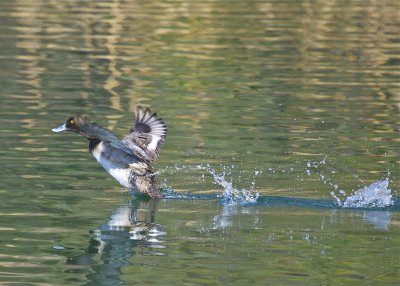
52 106 167 198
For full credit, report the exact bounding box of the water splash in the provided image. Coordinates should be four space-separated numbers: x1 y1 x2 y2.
159 160 396 210
160 164 260 205
304 157 395 209
331 179 394 208
208 168 259 206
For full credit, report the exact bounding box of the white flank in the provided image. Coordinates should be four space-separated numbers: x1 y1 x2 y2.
92 142 131 188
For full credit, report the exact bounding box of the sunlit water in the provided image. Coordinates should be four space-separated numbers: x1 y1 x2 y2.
0 0 399 285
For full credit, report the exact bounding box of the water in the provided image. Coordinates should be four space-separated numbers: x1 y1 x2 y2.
1 0 400 285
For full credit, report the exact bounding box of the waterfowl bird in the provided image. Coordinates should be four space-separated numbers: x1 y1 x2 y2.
52 106 167 198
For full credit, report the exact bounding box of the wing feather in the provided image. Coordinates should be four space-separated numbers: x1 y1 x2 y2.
123 106 167 162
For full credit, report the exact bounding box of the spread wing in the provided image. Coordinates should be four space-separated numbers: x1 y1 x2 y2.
122 106 167 162
74 115 137 158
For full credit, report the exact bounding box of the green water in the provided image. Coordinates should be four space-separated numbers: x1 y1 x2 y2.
0 0 399 285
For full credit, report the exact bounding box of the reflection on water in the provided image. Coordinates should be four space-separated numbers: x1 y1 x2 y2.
212 202 395 231
0 0 399 284
363 211 393 230
68 199 165 285
59 197 398 285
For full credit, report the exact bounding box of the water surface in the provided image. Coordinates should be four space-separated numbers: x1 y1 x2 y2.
0 0 399 285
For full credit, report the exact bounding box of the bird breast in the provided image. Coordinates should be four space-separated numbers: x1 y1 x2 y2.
91 141 147 188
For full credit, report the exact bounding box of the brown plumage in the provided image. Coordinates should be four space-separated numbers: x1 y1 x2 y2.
52 106 167 198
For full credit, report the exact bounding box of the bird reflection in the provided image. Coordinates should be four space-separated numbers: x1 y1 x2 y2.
68 198 166 285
